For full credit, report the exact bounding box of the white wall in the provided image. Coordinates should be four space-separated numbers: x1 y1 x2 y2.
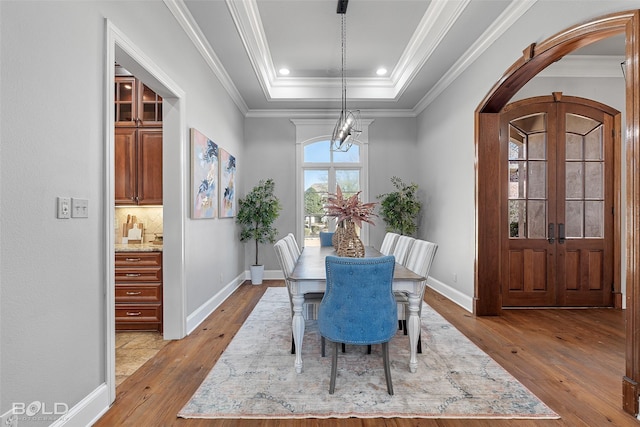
415 1 638 309
0 1 244 424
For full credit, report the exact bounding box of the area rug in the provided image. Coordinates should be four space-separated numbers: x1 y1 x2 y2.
178 287 558 419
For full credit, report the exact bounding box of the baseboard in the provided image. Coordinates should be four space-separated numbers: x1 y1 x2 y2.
186 273 245 334
46 383 110 427
427 277 473 313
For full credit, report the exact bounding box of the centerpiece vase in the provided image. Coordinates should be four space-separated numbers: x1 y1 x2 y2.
336 220 365 257
332 221 345 249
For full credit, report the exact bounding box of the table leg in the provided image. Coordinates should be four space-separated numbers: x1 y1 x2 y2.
407 292 421 373
291 284 305 373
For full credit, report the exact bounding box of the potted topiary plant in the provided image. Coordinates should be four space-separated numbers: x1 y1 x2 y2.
236 178 282 284
377 176 422 236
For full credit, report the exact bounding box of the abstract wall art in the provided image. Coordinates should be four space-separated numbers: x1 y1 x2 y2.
219 147 236 218
190 128 218 219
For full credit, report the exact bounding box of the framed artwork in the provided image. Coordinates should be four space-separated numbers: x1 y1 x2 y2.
219 147 236 218
190 128 218 219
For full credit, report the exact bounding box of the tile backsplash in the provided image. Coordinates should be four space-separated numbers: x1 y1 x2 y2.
115 206 163 243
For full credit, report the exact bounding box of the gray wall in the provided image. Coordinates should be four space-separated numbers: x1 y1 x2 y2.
1 1 244 424
242 116 418 272
415 1 637 306
1 0 639 425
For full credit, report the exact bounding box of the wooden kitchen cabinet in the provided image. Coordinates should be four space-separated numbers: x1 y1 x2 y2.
115 121 163 205
115 76 162 206
115 77 163 128
115 251 163 332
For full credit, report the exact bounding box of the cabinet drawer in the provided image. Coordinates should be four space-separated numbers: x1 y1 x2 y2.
115 284 162 303
115 252 162 267
115 305 161 323
115 267 161 283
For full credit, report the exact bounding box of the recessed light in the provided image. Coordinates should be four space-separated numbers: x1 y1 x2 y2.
376 68 387 76
279 68 290 76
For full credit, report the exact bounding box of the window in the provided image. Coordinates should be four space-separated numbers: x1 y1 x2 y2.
293 120 371 247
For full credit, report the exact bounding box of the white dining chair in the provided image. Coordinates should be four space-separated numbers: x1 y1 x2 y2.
379 232 399 256
274 239 323 354
395 239 438 353
391 235 415 266
284 233 301 261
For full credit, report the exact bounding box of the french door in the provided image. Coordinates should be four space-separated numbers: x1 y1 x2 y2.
501 97 615 307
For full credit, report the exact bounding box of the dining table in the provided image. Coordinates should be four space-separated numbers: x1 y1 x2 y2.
288 245 427 374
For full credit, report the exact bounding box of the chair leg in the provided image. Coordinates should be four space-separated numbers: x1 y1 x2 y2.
382 342 393 395
321 336 326 357
329 341 338 394
342 343 346 353
367 344 371 354
398 320 403 330
417 333 422 354
402 320 407 335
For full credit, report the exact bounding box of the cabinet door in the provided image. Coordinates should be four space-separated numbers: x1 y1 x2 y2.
138 82 163 127
114 77 138 127
115 128 137 205
137 128 163 205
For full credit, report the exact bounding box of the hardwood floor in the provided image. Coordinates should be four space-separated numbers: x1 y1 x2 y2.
94 281 637 426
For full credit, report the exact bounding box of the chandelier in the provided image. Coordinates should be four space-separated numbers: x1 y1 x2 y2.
331 0 361 152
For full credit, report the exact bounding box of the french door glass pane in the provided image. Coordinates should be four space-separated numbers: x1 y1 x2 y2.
565 114 604 239
565 133 583 160
508 115 547 239
528 133 546 160
565 201 584 238
585 201 604 238
528 161 546 199
508 200 525 238
509 161 526 198
565 162 584 199
585 162 603 198
585 126 603 160
528 200 547 238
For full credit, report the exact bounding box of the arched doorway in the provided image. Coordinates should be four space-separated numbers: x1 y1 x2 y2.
475 10 640 415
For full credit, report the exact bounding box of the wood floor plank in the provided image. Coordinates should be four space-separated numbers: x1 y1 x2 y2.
94 282 637 426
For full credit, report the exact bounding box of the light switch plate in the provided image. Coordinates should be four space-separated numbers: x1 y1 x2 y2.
71 198 89 218
57 197 71 219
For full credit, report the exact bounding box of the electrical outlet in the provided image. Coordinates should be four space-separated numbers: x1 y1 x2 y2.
1 409 17 427
71 198 89 218
57 197 71 219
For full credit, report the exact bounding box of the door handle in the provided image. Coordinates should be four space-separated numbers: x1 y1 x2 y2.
548 223 555 244
558 223 565 244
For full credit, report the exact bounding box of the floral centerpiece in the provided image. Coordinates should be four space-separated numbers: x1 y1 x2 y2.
324 185 377 257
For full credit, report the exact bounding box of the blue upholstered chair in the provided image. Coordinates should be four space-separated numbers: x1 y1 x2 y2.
318 255 397 395
319 231 334 247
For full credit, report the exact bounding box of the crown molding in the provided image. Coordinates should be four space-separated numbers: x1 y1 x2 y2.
163 0 248 115
227 0 471 101
413 0 537 115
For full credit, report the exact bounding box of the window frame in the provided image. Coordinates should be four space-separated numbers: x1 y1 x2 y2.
292 119 372 247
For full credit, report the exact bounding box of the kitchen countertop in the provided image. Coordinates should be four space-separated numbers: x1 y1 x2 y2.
115 243 163 252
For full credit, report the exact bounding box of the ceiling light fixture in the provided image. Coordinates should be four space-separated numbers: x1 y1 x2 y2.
331 0 361 152
376 67 387 76
279 68 290 76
